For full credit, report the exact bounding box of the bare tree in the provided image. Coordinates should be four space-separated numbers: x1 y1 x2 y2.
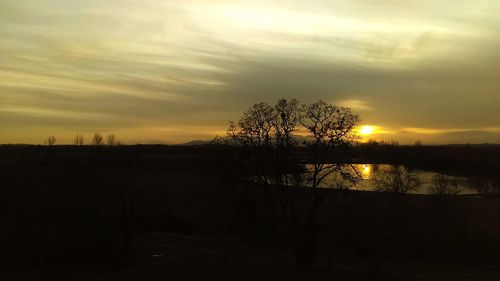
300 101 361 188
295 100 361 267
374 166 421 196
429 174 463 266
272 98 300 186
375 165 421 250
91 133 104 146
429 174 463 196
73 134 84 146
45 136 56 146
237 102 274 148
228 102 275 187
107 134 116 146
225 98 361 268
466 177 498 194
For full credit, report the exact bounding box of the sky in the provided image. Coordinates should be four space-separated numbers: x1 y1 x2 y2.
1 0 499 144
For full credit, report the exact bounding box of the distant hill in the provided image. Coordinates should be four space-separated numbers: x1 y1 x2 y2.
176 135 312 146
177 140 209 146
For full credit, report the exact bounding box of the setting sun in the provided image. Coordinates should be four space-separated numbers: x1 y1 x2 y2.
359 125 375 136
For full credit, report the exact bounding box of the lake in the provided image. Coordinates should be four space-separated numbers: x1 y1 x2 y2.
254 164 491 195
322 164 477 195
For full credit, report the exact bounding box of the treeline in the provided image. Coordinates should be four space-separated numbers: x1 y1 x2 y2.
351 142 500 178
0 144 228 170
43 133 122 146
2 143 500 178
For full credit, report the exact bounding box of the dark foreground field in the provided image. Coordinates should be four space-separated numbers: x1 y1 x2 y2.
1 145 500 280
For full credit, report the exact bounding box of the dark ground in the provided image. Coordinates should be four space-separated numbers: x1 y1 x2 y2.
1 144 499 280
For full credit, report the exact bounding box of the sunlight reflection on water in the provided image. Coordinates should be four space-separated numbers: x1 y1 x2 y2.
346 164 476 195
254 164 482 195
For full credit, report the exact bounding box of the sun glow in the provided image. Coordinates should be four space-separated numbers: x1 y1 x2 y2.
359 125 375 136
360 164 372 180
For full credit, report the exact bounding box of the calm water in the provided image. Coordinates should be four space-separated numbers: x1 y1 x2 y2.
255 164 485 194
324 164 477 195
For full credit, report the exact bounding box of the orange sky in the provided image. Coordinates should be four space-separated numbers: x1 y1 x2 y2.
1 1 499 144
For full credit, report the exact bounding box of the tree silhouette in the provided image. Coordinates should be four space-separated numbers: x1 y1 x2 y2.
106 134 116 146
300 101 361 188
295 101 361 267
374 166 421 196
430 174 463 196
374 166 421 251
73 134 84 146
225 98 361 268
91 133 104 146
429 174 462 266
45 136 56 146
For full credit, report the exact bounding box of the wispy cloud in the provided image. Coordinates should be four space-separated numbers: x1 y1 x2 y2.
1 0 499 143
338 99 373 111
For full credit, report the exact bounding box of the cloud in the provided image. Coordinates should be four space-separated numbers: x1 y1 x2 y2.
1 0 499 143
338 99 374 111
378 127 500 144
